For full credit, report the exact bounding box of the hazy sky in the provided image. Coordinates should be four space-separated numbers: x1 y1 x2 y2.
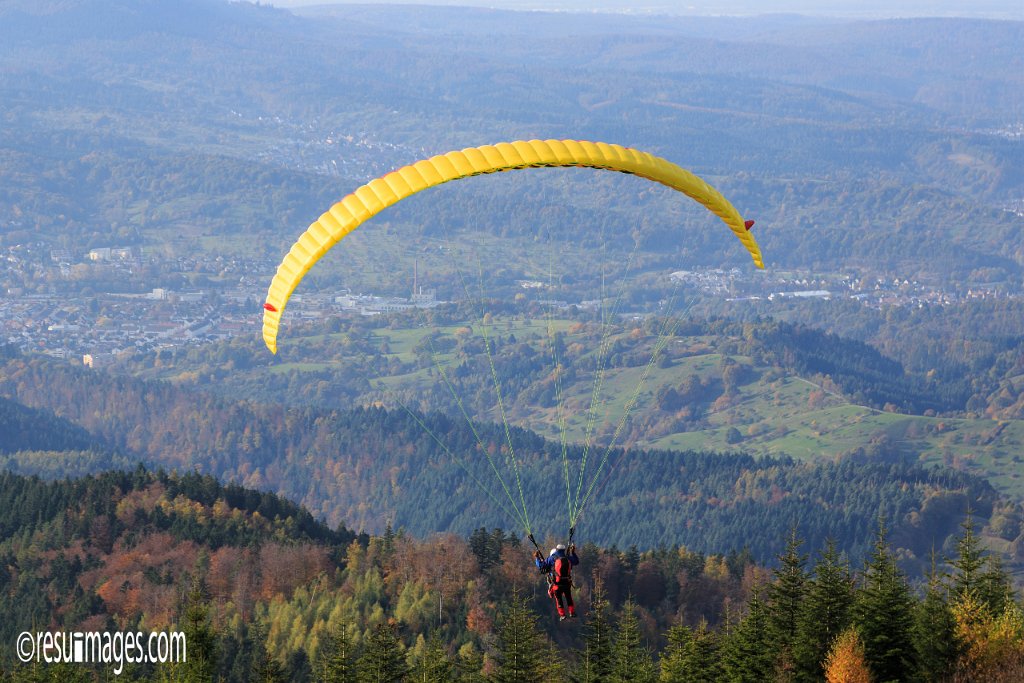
268 0 1024 20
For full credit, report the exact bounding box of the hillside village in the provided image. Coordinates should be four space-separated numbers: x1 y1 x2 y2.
3 238 1016 365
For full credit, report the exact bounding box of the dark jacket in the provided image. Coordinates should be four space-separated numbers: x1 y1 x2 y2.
536 549 579 576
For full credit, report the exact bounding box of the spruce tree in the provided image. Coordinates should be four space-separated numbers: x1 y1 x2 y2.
11 658 46 683
409 633 453 683
181 578 218 682
722 591 775 683
951 511 1014 617
286 650 313 682
912 564 959 683
250 622 287 683
793 539 854 682
659 620 694 683
851 523 915 683
660 619 720 683
454 644 487 683
575 574 614 683
689 620 722 683
219 625 258 683
468 528 493 573
381 521 397 561
357 622 409 683
767 527 808 675
951 510 984 602
494 588 546 683
611 598 656 683
976 554 1014 616
316 623 357 683
156 578 218 683
541 638 570 679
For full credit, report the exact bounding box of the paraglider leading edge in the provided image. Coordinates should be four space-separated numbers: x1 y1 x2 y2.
262 139 765 354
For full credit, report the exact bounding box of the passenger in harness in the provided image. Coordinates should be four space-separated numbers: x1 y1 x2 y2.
533 543 579 621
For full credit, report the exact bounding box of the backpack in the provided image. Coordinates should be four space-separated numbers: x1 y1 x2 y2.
553 555 572 586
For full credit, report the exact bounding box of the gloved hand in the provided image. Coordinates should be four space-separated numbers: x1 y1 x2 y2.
534 550 543 561
568 543 576 554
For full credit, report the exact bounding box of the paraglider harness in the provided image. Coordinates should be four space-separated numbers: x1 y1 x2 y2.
549 552 573 589
530 528 575 588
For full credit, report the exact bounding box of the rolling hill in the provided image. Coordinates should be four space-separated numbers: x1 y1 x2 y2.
0 348 1018 575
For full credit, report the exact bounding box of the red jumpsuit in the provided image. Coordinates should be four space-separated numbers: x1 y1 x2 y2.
537 548 578 618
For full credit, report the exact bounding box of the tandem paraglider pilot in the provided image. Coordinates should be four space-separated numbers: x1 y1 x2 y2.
534 543 579 621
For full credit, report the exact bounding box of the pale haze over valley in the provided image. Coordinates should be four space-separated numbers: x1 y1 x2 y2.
270 0 1024 20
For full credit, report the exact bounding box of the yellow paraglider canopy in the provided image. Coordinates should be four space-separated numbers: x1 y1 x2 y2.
263 139 764 353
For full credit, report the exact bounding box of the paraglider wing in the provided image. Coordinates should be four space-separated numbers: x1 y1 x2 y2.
262 139 764 353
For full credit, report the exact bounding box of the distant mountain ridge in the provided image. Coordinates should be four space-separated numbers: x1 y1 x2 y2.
0 0 300 42
0 0 1021 285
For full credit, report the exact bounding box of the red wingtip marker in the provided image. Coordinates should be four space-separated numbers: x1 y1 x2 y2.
263 303 278 312
744 219 755 231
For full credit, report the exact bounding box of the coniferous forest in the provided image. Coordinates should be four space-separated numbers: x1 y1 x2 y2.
0 469 1022 682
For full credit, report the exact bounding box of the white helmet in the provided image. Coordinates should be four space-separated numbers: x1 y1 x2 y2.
550 548 558 556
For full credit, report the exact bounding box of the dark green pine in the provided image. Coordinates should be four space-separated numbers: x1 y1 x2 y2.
357 622 409 683
851 523 916 683
317 623 358 683
610 598 656 683
493 588 546 683
180 579 218 683
976 554 1014 616
454 645 487 683
409 633 453 683
912 563 959 683
660 618 720 683
950 510 1014 617
250 622 287 683
722 591 776 683
793 539 855 682
950 510 984 602
659 620 694 683
766 528 809 667
575 575 615 683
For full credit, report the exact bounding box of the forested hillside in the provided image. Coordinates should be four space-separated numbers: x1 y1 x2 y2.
127 311 978 420
0 395 97 455
724 297 1024 418
0 0 1021 282
114 305 1024 499
0 387 143 478
0 350 1018 576
1 469 1022 681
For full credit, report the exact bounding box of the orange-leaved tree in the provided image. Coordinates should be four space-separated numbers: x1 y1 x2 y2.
825 628 872 683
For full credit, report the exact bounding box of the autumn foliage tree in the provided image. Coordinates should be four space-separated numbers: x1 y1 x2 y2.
952 595 1024 682
824 629 872 683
